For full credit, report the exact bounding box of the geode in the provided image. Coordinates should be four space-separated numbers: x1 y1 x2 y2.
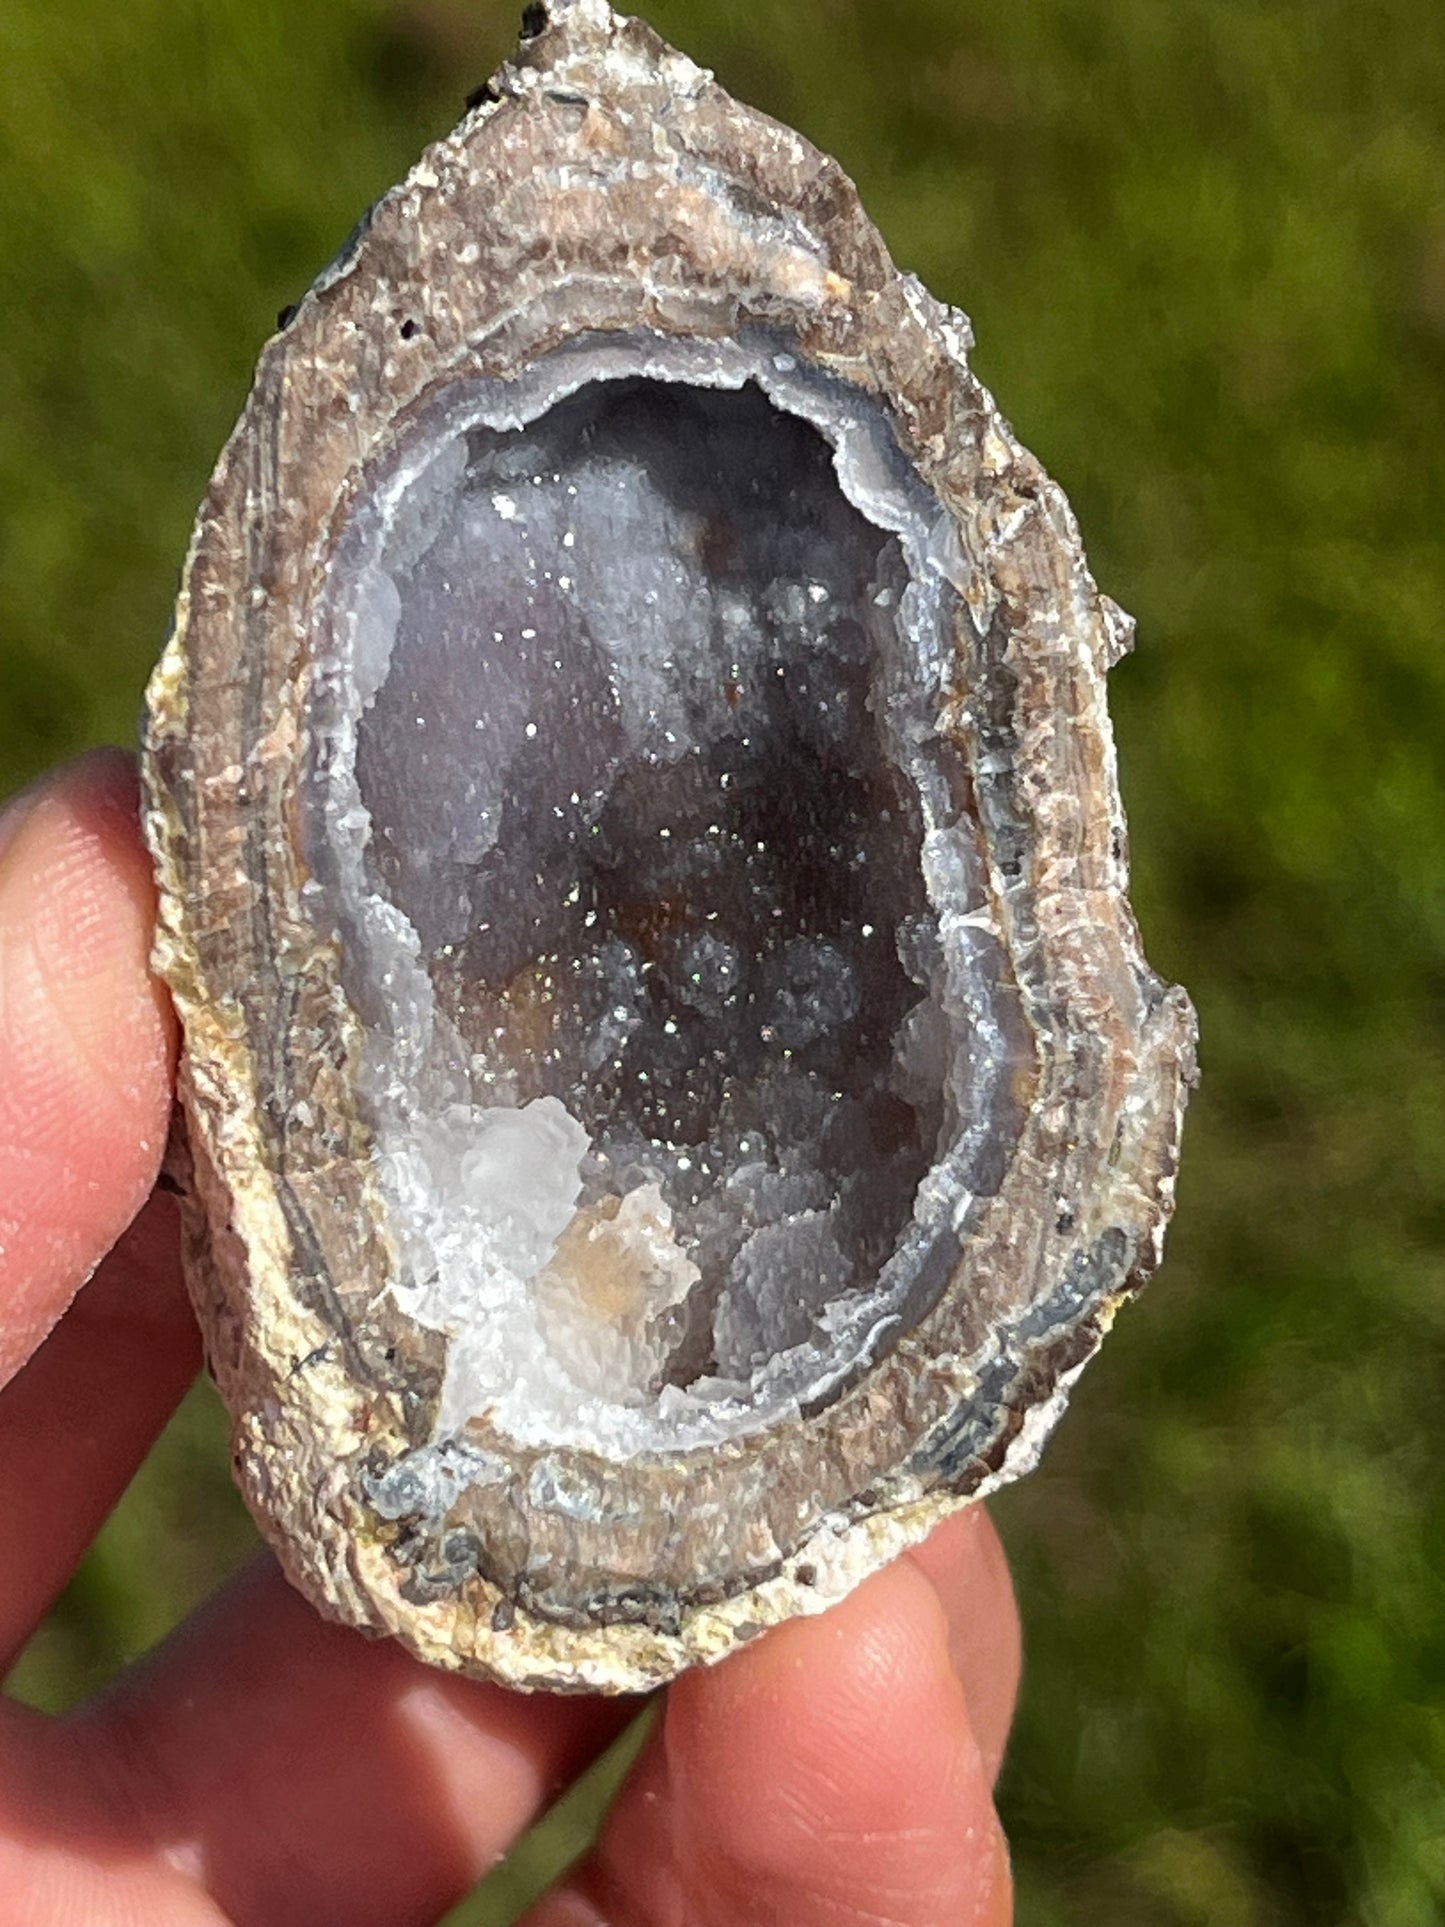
142 0 1198 1692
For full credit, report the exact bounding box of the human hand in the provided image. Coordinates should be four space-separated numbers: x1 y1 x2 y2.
0 749 1019 1927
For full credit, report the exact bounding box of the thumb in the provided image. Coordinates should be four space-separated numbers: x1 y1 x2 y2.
0 749 176 1388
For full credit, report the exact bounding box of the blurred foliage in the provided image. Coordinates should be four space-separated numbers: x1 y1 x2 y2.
2 0 1443 1921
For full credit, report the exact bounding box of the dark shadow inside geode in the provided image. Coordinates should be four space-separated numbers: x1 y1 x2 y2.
344 374 954 1422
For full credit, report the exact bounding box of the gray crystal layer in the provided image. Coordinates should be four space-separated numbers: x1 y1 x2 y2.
143 0 1198 1692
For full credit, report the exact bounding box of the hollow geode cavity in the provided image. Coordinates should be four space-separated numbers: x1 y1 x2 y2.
143 0 1198 1693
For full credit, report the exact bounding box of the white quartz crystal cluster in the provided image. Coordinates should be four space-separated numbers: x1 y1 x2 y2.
311 335 1012 1457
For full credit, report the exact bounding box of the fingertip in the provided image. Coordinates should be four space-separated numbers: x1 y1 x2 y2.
0 750 176 1385
665 1555 998 1922
670 1554 968 1817
906 1504 1023 1783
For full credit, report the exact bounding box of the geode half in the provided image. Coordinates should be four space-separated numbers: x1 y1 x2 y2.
143 0 1198 1692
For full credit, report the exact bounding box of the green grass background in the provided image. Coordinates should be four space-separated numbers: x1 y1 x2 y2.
3 1 1443 1921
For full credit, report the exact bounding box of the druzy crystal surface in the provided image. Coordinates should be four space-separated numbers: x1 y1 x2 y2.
310 340 1023 1456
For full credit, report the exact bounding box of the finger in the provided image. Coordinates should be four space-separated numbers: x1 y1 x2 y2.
0 749 176 1389
527 1545 1013 1927
60 1556 636 1927
0 1189 200 1675
905 1504 1021 1783
0 1694 231 1927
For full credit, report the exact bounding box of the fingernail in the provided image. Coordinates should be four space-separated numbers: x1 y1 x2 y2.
0 751 136 875
0 774 49 870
